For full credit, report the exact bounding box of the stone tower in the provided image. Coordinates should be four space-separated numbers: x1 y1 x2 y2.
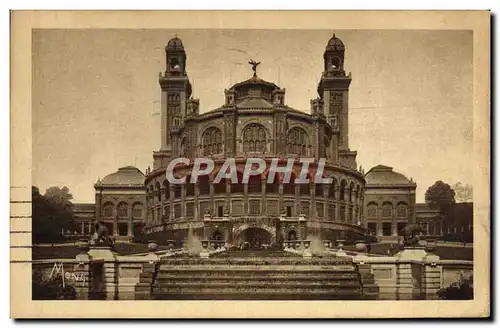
154 37 193 168
317 33 357 169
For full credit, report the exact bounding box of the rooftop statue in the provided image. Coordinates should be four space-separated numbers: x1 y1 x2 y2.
248 59 261 76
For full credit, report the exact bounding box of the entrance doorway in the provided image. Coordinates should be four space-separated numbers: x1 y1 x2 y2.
243 227 272 249
212 230 223 240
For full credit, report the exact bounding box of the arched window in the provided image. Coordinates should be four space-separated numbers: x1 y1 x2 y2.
331 56 341 70
382 203 393 218
117 203 128 218
247 175 262 193
231 172 244 193
162 180 170 201
283 174 296 195
155 182 161 202
328 179 336 199
132 203 143 218
242 124 267 153
287 128 309 156
266 178 279 194
199 175 210 195
367 203 377 218
397 203 408 218
315 184 324 197
185 175 195 197
202 127 223 155
180 137 186 157
339 180 347 201
349 182 355 202
249 200 260 215
103 203 114 218
173 184 181 198
214 178 226 194
300 182 310 196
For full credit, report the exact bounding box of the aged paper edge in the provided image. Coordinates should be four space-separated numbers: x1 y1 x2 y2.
10 10 491 319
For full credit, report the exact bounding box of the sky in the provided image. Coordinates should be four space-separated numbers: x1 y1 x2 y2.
32 29 473 203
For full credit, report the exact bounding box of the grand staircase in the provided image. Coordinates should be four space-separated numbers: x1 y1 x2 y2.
147 250 378 300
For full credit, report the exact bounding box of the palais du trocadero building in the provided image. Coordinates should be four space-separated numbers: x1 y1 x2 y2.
74 34 440 244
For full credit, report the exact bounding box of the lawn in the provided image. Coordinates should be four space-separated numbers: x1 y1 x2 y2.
345 243 473 261
32 242 473 261
32 243 170 260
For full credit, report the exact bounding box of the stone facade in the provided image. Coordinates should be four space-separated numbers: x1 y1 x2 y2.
73 34 447 243
93 166 146 241
363 165 417 238
143 34 368 244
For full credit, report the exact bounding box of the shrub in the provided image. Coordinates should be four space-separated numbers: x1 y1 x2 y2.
131 233 148 244
270 242 282 250
437 275 473 300
32 269 77 300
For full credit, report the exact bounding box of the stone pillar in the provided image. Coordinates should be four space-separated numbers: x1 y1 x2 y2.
103 260 118 300
225 178 231 214
351 190 357 224
209 176 215 213
335 186 340 221
127 204 133 237
295 184 300 216
73 253 90 300
80 222 84 235
181 184 186 218
278 181 284 214
421 256 442 298
261 176 266 214
310 183 316 219
95 190 102 221
194 184 199 220
360 193 367 228
396 262 414 299
113 214 118 237
244 183 249 213
169 185 175 221
377 207 383 237
392 203 398 236
87 247 118 300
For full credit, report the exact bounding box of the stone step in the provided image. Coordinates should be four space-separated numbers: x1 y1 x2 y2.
158 265 356 271
155 280 360 288
154 285 362 295
159 259 354 266
156 274 360 282
153 289 363 300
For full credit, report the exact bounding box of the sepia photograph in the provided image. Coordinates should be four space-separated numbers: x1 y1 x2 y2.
10 10 490 318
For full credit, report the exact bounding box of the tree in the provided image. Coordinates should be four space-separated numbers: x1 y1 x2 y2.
452 182 473 203
32 186 76 244
425 181 456 213
425 181 457 236
44 186 74 211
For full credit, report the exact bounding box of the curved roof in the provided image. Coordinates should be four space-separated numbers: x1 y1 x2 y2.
365 165 412 185
166 37 184 51
326 33 345 51
229 75 279 91
101 166 145 186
